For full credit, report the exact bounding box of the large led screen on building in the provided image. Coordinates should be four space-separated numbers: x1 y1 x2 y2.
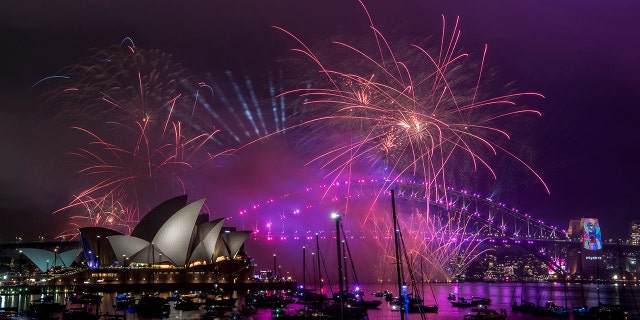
582 218 602 250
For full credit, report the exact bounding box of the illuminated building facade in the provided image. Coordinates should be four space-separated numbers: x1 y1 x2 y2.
630 221 640 246
8 195 256 289
78 195 252 269
567 217 604 276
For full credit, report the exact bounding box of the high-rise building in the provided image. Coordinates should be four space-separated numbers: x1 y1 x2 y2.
567 219 583 242
567 217 604 275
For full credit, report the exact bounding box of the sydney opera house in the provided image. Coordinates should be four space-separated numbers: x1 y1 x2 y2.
15 195 261 291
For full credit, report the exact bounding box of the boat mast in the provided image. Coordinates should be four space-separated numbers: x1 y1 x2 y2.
333 213 345 320
303 245 308 316
342 227 360 294
342 242 348 295
316 233 323 294
392 190 405 320
303 246 306 303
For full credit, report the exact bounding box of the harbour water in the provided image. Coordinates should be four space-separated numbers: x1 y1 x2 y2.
1 282 638 320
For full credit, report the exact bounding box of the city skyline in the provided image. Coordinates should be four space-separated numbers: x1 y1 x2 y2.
1 0 639 242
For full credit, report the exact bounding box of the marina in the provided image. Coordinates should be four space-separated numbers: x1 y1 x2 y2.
0 281 638 320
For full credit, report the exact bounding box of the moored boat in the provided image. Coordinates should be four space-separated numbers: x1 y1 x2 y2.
114 293 135 310
588 303 627 319
471 296 491 306
390 297 437 313
451 297 473 308
67 293 102 305
348 298 382 310
62 308 101 320
408 303 438 313
510 299 536 313
205 296 238 307
173 299 203 311
463 309 507 320
529 301 569 317
26 297 66 319
248 292 294 309
133 294 170 318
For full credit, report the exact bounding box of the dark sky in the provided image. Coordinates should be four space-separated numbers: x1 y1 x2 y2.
1 0 639 244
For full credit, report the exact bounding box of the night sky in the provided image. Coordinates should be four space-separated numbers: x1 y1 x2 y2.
1 0 639 245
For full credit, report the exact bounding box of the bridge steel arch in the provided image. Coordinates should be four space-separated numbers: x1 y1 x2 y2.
394 181 568 241
235 179 568 242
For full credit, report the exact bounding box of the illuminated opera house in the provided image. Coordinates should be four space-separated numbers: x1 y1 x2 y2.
20 195 257 290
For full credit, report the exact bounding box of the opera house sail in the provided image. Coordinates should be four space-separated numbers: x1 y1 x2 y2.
18 195 255 289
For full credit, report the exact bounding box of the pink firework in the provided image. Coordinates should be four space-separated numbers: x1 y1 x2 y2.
56 195 133 238
38 38 209 130
254 1 552 280
42 39 227 237
274 2 549 221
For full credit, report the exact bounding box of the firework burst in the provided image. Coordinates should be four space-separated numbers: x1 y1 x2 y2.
39 39 228 237
392 206 492 282
61 195 133 237
37 38 205 126
260 1 550 281
275 2 549 217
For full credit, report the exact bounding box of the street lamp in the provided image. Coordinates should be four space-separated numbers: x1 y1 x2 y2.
17 249 24 285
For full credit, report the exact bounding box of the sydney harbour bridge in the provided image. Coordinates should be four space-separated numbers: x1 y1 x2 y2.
233 179 634 278
239 179 567 241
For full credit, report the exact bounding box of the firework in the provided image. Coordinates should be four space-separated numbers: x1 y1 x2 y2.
40 39 227 236
275 2 549 212
250 1 551 281
56 195 133 238
37 38 208 128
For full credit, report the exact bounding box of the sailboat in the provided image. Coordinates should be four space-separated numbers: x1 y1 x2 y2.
510 268 536 313
577 245 628 319
338 220 382 310
394 257 438 313
390 190 438 318
312 233 329 302
413 258 439 313
317 214 368 320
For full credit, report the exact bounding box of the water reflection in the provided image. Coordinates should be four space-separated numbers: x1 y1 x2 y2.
0 282 638 320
